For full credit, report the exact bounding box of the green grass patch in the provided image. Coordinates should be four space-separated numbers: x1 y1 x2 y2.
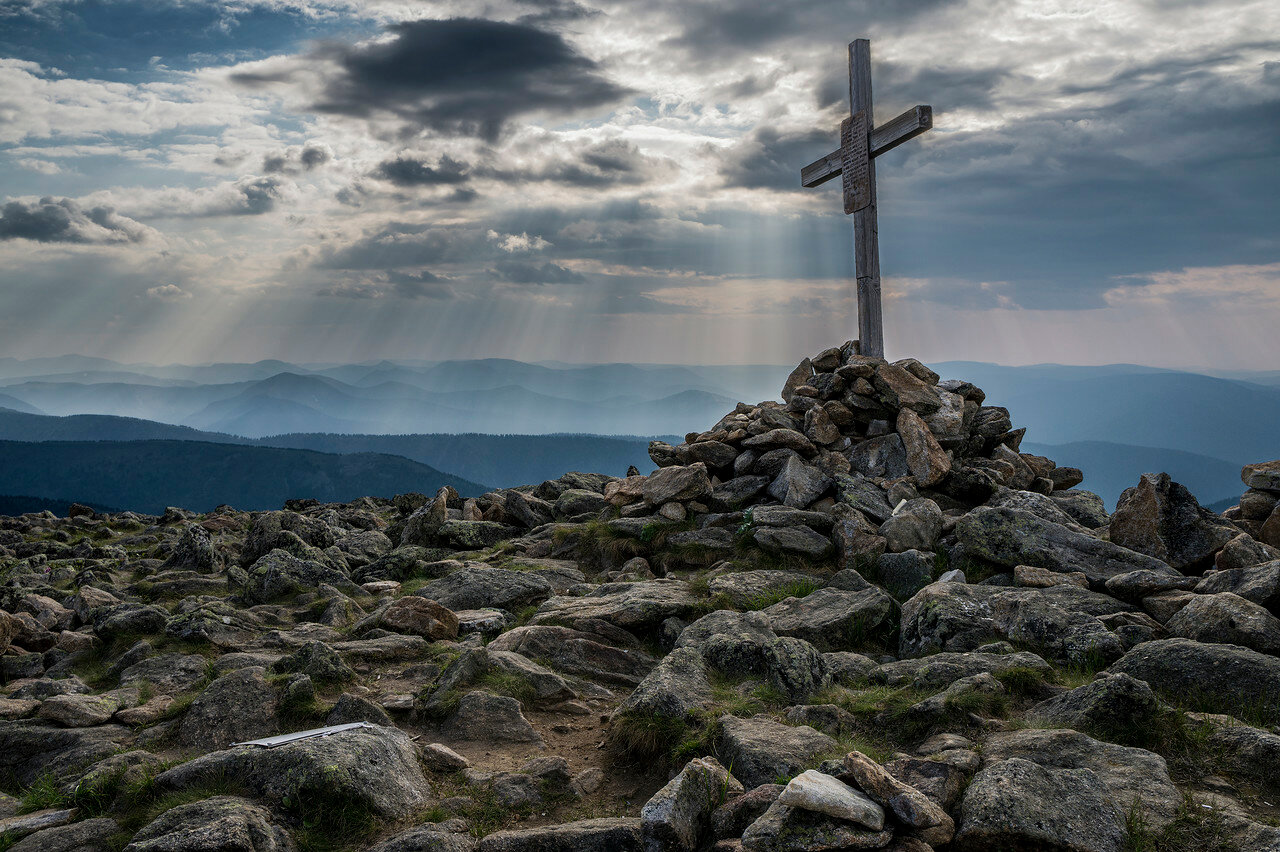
1123 793 1236 852
742 578 823 611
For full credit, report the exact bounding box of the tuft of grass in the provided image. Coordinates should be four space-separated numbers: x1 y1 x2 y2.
1123 793 1236 852
608 712 694 763
994 666 1053 698
476 671 537 707
18 773 66 813
742 578 823 611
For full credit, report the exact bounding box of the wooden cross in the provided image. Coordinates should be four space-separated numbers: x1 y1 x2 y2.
801 39 933 359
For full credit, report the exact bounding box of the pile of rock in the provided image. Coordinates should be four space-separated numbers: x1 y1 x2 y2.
4 345 1280 852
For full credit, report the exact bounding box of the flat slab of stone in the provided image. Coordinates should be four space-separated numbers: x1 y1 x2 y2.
716 714 837 789
478 818 643 852
957 506 1178 584
776 770 884 828
1108 637 1280 720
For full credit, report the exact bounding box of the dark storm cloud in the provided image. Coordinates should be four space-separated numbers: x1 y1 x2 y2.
263 144 333 174
307 18 632 140
227 177 287 215
717 126 834 190
372 155 470 187
664 0 959 57
490 260 585 284
0 197 149 244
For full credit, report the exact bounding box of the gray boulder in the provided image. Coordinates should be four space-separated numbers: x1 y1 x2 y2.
488 625 654 686
641 756 743 852
1029 673 1160 738
0 721 132 785
1110 472 1238 571
834 474 894 524
707 570 823 610
871 650 1053 690
10 817 122 852
716 714 837 789
878 498 943 553
740 799 892 851
415 566 553 612
163 524 219 574
767 456 833 509
442 691 543 745
957 507 1177 584
752 525 833 559
242 550 355 603
982 728 1181 828
478 819 642 852
615 646 713 722
123 796 295 852
367 824 474 852
847 434 909 479
763 587 895 652
179 667 280 749
154 725 430 820
531 580 700 632
875 550 934 600
955 757 1123 852
1196 560 1280 613
1164 592 1280 654
899 582 1128 664
1049 489 1110 529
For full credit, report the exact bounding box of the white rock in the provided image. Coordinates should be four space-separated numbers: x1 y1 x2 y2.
777 769 885 829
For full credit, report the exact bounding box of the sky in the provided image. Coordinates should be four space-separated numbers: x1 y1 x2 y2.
1 0 1277 368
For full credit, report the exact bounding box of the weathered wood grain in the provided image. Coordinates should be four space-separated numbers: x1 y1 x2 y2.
849 39 884 359
800 105 932 188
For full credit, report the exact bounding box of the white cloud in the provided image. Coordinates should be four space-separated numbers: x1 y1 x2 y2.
487 230 551 252
145 284 193 300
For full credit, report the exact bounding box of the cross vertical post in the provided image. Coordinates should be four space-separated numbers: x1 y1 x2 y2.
801 38 933 361
849 39 882 359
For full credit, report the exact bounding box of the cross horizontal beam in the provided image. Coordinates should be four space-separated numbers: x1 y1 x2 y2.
800 104 932 188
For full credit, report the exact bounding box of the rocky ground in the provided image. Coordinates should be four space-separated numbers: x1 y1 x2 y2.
1 341 1279 852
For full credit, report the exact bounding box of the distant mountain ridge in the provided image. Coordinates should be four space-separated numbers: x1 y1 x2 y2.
0 439 487 514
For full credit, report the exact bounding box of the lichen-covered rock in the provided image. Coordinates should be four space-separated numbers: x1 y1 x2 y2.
641 756 744 852
1163 591 1280 654
763 587 894 652
416 566 553 613
531 579 700 632
837 751 954 845
955 757 1123 852
442 691 543 745
124 796 295 852
870 650 1052 690
740 799 893 851
716 714 837 789
1110 472 1239 572
1109 637 1280 717
898 581 1128 664
241 549 355 603
478 819 643 852
982 728 1181 828
957 506 1177 584
776 769 884 828
179 666 279 749
154 725 430 820
1029 672 1160 737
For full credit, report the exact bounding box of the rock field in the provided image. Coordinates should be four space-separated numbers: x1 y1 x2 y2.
1 340 1279 851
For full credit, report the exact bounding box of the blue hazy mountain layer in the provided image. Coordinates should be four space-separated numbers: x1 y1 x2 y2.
0 440 487 514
